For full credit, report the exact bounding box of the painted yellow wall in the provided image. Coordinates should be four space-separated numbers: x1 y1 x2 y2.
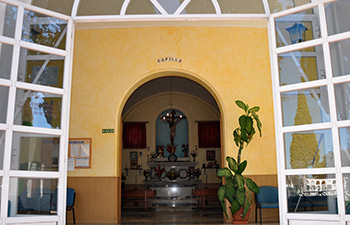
69 26 276 177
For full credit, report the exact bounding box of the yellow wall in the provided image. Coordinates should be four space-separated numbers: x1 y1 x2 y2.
69 26 276 177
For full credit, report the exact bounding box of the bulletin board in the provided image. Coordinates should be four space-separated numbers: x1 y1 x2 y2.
68 138 91 169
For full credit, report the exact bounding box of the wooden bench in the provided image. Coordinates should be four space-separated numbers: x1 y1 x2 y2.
192 188 218 210
122 189 156 211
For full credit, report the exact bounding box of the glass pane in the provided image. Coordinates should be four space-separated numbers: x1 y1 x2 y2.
9 178 57 216
326 0 350 36
268 0 311 13
335 83 350 121
126 0 160 15
339 128 350 167
275 8 320 48
77 0 124 16
11 132 59 171
32 0 74 16
18 48 64 88
0 131 4 169
22 10 67 50
218 0 265 14
281 86 330 126
0 42 13 80
344 174 350 214
181 0 216 14
287 174 337 213
157 0 184 14
0 86 9 123
0 3 17 38
284 129 334 169
14 90 62 129
330 39 350 77
278 46 325 86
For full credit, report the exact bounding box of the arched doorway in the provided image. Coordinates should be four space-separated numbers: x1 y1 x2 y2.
120 75 223 223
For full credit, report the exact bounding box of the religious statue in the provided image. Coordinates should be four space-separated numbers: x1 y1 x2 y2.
160 109 184 148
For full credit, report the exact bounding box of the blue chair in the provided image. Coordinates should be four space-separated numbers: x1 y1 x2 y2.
255 186 279 224
67 188 76 224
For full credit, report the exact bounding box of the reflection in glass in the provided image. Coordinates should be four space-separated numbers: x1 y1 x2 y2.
181 0 216 14
0 131 4 169
157 0 183 14
0 86 9 123
344 174 350 214
9 178 57 216
14 90 62 129
0 43 13 80
126 0 161 15
268 0 311 13
326 0 350 36
275 8 319 48
339 128 350 167
18 48 64 88
286 174 337 213
335 83 350 121
281 86 330 126
77 0 123 16
181 0 217 14
0 3 17 38
330 39 350 77
218 0 264 14
21 10 67 50
284 129 333 169
11 132 59 171
32 0 74 16
278 46 324 86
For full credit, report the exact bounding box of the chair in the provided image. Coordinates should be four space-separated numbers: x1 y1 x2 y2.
67 188 76 224
255 186 279 224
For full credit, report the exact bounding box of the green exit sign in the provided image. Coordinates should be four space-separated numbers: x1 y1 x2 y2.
102 129 114 133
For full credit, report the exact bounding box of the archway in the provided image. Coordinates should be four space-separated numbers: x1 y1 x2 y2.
119 74 224 222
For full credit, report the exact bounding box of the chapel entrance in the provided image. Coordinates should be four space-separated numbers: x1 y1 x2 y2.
120 76 223 218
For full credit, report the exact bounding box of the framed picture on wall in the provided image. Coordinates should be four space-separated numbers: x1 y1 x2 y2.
130 151 138 169
206 150 216 161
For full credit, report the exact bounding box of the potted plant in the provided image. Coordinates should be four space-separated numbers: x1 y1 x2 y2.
217 100 262 224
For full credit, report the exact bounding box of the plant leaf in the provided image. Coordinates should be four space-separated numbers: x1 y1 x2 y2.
239 115 248 129
217 186 228 218
245 177 260 193
236 187 246 206
233 129 240 147
226 176 235 190
248 106 260 113
230 199 241 216
245 117 253 134
217 168 232 177
242 200 250 218
226 156 238 173
246 188 252 203
225 186 236 205
246 128 255 145
251 112 262 137
237 161 247 174
235 174 244 191
235 100 247 112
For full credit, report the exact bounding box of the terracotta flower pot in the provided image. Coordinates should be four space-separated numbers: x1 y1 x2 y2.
232 207 251 224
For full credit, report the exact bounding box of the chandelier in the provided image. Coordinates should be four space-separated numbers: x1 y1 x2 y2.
160 77 185 138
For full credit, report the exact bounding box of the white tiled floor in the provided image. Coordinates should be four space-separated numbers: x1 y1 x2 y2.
69 208 279 225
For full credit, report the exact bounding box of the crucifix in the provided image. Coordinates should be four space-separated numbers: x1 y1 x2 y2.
160 77 185 149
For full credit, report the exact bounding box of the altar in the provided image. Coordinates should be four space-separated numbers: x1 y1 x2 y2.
145 158 201 207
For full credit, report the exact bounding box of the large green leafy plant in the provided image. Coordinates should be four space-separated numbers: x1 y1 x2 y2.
217 100 262 219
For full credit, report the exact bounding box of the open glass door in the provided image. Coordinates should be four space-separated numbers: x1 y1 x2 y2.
269 0 350 224
0 0 73 224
